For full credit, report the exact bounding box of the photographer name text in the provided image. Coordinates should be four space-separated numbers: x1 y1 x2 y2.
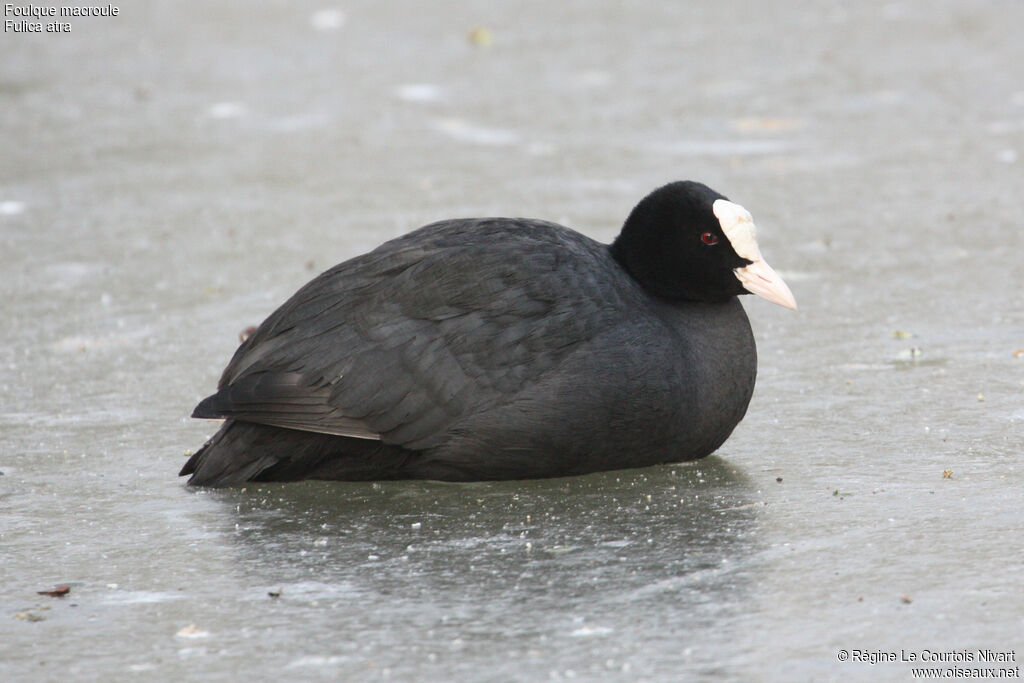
840 649 1016 666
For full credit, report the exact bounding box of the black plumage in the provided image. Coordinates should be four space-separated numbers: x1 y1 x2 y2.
181 181 794 486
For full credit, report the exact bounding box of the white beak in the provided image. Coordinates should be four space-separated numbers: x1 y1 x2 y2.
734 258 797 310
712 198 797 310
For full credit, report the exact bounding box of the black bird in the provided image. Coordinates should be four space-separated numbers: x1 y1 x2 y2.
181 181 796 486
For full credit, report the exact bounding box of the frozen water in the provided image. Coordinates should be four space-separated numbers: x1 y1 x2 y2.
2 1 1022 681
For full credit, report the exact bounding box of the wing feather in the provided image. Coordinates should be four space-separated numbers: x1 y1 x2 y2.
193 219 620 450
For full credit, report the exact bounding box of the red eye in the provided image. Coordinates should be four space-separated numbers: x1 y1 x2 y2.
701 232 719 245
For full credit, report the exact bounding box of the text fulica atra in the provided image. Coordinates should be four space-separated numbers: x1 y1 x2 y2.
181 181 795 486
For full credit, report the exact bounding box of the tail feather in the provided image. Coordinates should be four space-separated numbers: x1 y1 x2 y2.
181 420 416 487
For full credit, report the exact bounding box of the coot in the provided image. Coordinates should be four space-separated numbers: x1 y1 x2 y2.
182 181 795 486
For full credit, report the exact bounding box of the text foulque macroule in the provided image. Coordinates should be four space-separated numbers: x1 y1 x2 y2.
4 3 118 33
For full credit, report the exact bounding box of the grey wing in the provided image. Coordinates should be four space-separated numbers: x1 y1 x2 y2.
191 372 380 439
192 220 612 451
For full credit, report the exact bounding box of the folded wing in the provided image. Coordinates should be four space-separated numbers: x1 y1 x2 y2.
192 219 616 452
